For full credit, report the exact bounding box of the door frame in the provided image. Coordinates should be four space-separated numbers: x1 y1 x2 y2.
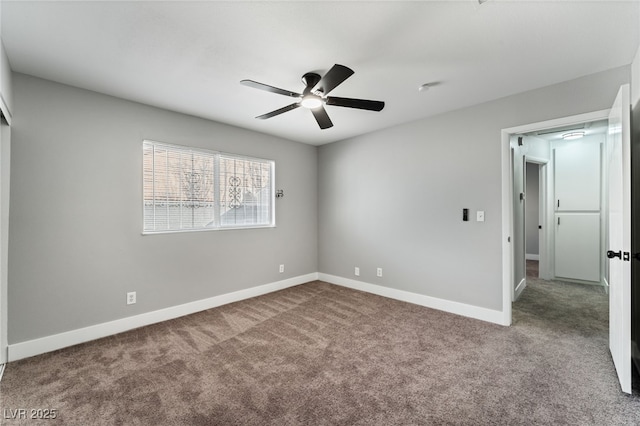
0 116 8 366
501 109 610 325
0 97 10 368
510 144 527 302
524 158 549 279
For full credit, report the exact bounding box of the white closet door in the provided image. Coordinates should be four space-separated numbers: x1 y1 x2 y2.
554 142 601 211
554 213 600 282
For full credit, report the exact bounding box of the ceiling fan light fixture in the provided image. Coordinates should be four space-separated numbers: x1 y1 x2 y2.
562 131 585 140
300 95 323 109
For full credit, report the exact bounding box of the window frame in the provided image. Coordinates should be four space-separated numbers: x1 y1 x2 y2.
142 140 275 235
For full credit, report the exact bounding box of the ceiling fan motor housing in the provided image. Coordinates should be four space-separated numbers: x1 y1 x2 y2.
302 72 322 94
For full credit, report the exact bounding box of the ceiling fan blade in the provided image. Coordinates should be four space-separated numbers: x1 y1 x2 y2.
256 103 301 120
326 97 385 112
241 80 302 98
311 64 354 95
311 105 333 129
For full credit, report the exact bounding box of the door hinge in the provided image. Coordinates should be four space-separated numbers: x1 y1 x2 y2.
607 250 622 259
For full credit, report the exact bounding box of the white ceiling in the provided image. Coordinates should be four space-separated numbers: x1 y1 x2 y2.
2 1 639 146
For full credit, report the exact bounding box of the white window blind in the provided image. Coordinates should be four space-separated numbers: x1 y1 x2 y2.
143 141 274 233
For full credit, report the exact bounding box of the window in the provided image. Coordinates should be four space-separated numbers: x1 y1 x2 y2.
143 140 274 233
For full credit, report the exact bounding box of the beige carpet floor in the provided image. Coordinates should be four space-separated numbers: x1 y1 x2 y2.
1 279 639 425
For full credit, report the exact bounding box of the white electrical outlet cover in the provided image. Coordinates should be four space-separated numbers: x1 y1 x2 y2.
477 211 485 222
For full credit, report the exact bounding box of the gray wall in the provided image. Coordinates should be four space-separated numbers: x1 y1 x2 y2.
9 74 318 343
525 162 540 256
318 66 630 312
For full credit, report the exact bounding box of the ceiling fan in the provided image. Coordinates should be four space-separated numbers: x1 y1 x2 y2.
240 64 385 130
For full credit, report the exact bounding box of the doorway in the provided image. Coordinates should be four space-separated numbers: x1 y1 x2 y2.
503 86 633 394
525 160 547 281
509 135 550 302
525 121 607 287
500 109 611 325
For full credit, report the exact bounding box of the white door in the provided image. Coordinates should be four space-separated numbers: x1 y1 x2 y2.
555 213 601 282
553 140 602 283
555 141 602 211
607 84 631 394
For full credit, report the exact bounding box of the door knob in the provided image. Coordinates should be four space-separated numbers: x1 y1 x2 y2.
607 250 622 259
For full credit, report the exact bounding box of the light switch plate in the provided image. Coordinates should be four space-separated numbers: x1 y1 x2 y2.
477 211 485 222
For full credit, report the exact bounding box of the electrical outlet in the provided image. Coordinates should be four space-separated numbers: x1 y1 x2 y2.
127 291 136 305
355 267 360 276
377 268 383 277
279 264 285 273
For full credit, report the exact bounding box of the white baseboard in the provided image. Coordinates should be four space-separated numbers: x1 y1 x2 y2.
514 277 526 301
525 254 540 261
318 273 506 325
8 272 510 361
7 273 319 362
